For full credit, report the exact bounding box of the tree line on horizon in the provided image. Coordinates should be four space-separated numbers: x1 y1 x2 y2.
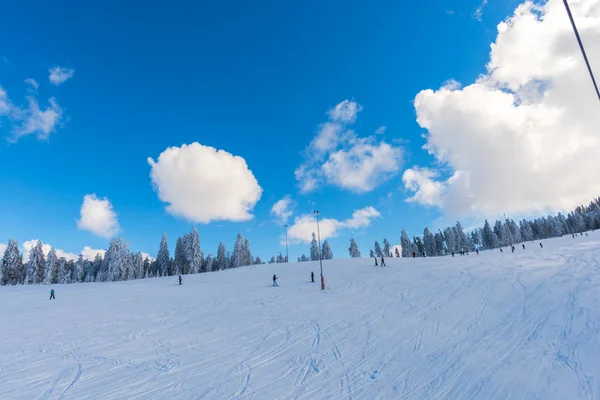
2 197 599 286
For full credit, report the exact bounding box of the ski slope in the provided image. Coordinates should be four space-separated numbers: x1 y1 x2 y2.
1 234 599 400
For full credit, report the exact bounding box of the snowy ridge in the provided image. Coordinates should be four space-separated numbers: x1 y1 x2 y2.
1 234 599 399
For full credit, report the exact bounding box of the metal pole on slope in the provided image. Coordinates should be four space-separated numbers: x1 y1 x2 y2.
314 210 325 290
563 0 600 102
285 224 289 263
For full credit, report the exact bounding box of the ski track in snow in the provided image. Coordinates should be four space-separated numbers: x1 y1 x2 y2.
1 234 600 399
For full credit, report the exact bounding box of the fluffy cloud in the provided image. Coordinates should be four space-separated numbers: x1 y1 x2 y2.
0 84 63 142
77 194 120 238
0 243 6 256
49 66 75 85
322 139 402 193
11 97 63 141
375 126 386 135
286 206 381 244
271 195 295 225
473 0 489 21
405 0 600 217
328 99 363 123
148 143 262 223
296 100 402 193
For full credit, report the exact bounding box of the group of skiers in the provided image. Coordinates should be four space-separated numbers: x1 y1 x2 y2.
373 256 386 266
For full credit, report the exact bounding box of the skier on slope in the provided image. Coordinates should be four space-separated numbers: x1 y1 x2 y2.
178 275 182 285
311 271 315 283
272 274 278 287
522 244 526 250
380 257 386 267
374 257 378 266
540 242 543 248
412 251 416 258
49 289 55 300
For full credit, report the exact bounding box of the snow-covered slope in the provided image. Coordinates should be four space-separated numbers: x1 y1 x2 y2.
1 234 599 400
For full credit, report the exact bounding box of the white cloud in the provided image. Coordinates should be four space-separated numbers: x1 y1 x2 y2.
139 252 155 262
286 206 381 244
148 142 262 223
375 126 386 135
322 138 402 193
270 195 295 225
0 84 64 142
402 167 444 206
327 99 363 123
77 194 120 238
24 78 38 90
0 243 6 256
11 97 63 141
49 66 75 85
296 100 403 193
405 0 600 217
473 0 489 21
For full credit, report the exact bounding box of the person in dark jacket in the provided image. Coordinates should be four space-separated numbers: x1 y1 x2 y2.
540 242 543 248
412 251 416 258
49 289 55 300
522 244 526 249
380 257 386 267
178 275 182 285
272 274 278 287
311 271 315 283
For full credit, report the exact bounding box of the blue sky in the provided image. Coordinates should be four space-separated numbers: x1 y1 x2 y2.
5 0 586 262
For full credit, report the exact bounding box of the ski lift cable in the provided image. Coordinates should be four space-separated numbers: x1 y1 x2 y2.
563 0 600 101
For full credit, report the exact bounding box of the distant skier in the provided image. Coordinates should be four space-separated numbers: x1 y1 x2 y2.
412 251 416 258
381 257 386 267
522 244 526 250
49 289 55 300
178 275 182 285
500 248 503 253
539 242 543 248
272 274 278 287
374 257 378 266
451 251 455 257
311 271 315 283
511 246 515 253
476 249 479 255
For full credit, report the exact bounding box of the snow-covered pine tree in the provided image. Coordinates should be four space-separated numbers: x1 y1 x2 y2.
520 220 534 242
204 254 214 272
268 256 276 263
434 232 445 255
321 240 333 259
382 239 391 257
394 247 401 257
28 240 46 284
183 228 202 274
310 233 320 261
44 248 58 284
374 241 384 257
414 236 424 256
75 254 86 283
99 238 131 282
231 233 244 268
276 253 285 263
1 239 23 285
423 227 436 256
157 233 170 277
401 229 412 257
348 238 361 258
254 256 262 264
455 222 472 252
369 249 375 258
215 242 227 271
142 256 151 278
174 237 184 274
243 238 252 266
482 220 495 249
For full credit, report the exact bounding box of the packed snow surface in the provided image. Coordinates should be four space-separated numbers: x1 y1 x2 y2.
1 234 599 399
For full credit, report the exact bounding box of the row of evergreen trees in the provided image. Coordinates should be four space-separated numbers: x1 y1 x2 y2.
0 228 259 286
